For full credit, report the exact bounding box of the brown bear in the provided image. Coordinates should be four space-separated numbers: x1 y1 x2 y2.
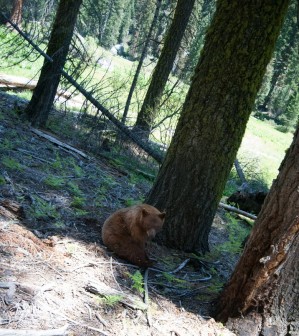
102 204 165 267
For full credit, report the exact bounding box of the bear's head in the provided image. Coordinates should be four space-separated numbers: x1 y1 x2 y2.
141 207 165 239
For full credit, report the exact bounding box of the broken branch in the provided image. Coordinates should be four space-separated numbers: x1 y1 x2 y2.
31 128 89 160
219 202 257 220
85 282 147 311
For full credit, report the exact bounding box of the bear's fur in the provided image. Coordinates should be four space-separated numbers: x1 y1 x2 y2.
102 204 165 267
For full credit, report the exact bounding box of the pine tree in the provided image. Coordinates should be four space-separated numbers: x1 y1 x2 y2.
146 0 290 252
133 0 196 139
25 0 82 126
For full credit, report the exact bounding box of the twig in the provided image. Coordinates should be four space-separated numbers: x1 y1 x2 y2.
84 303 92 320
0 324 68 336
85 282 147 311
169 258 190 274
218 202 257 220
71 262 96 272
234 159 248 188
95 313 109 328
16 148 54 164
185 274 212 282
174 285 209 298
143 268 152 327
110 257 123 293
31 128 89 160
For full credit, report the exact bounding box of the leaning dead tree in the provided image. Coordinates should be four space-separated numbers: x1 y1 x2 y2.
2 13 164 164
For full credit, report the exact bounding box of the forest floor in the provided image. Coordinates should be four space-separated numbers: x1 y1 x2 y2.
0 91 245 335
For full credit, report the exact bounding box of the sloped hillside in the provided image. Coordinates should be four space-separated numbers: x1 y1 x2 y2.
0 92 237 336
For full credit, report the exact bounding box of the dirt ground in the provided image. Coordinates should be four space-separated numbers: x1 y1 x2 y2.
0 92 238 335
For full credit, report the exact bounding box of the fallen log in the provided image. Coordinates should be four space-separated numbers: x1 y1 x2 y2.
85 282 147 311
218 202 257 220
0 73 79 102
31 128 89 160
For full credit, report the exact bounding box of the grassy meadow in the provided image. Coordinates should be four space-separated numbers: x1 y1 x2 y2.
0 27 294 190
238 117 293 186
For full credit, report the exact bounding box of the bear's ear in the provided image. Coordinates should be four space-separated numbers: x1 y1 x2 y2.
159 212 166 220
142 208 149 216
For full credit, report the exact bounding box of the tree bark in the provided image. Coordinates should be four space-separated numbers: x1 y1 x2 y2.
25 0 82 127
216 125 299 335
132 0 195 139
10 0 23 26
146 0 290 252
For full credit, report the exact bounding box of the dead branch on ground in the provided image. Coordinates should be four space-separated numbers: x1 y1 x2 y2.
218 202 257 220
85 282 147 311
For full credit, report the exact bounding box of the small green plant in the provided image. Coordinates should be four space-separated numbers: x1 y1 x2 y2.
0 175 6 185
0 139 14 150
74 209 88 216
162 272 188 288
29 196 59 219
125 198 141 207
70 159 83 177
128 270 144 294
51 153 63 170
96 294 123 307
208 282 224 293
67 181 84 197
2 157 22 170
44 176 64 189
70 196 85 209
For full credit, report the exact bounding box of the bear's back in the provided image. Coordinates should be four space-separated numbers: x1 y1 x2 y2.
102 205 142 243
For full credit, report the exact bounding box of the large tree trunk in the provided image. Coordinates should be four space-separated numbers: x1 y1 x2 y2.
132 0 195 139
146 0 290 252
25 0 82 127
216 126 299 335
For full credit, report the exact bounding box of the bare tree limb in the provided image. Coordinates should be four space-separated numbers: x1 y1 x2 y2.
1 13 164 164
31 128 89 159
219 202 257 220
85 282 147 311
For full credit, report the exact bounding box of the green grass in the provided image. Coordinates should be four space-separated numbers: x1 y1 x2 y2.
238 117 293 185
0 27 293 190
2 157 23 171
44 176 65 189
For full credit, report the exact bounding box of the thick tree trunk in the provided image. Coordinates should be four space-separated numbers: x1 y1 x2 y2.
132 0 195 139
122 0 162 124
216 126 299 335
146 0 290 252
25 0 82 127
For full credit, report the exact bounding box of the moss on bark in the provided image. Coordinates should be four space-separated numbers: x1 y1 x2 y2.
147 0 290 252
